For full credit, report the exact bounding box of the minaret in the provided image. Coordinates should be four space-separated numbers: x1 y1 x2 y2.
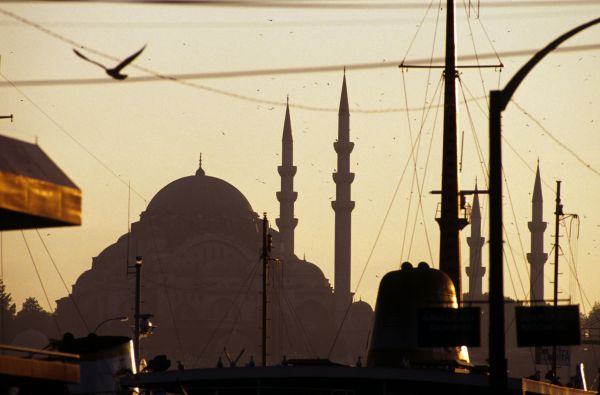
332 71 355 312
465 184 485 301
527 163 548 305
276 98 298 260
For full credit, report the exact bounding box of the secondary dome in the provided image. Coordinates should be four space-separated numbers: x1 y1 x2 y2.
146 164 254 218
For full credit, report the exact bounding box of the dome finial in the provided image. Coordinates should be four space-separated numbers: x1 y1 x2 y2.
196 153 206 176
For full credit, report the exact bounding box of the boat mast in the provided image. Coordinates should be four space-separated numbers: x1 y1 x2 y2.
437 0 468 304
551 181 564 380
261 213 270 367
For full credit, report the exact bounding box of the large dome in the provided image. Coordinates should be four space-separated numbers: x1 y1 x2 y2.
146 165 255 218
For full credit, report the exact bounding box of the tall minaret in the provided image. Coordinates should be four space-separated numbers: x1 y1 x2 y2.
465 184 485 301
276 98 298 260
332 71 355 311
527 163 548 305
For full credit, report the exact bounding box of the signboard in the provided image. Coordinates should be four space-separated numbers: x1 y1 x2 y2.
515 305 580 347
418 307 480 347
535 346 570 367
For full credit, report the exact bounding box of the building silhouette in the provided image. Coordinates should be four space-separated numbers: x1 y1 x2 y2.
54 78 372 367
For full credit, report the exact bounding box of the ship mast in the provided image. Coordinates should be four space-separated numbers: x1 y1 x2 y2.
437 0 468 304
551 181 564 381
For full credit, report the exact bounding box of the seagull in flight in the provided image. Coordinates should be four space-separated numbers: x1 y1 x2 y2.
73 45 146 80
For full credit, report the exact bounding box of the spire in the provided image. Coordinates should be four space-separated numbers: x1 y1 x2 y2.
276 99 298 260
466 181 485 301
527 161 548 305
332 72 354 320
532 161 543 203
339 69 349 116
196 153 205 176
282 97 292 142
471 182 481 220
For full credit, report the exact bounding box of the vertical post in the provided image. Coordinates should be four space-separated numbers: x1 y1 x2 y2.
438 0 464 303
134 256 142 370
489 90 507 394
552 181 563 380
261 213 269 367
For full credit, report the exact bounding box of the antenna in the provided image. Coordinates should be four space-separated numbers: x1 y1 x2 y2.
551 181 564 381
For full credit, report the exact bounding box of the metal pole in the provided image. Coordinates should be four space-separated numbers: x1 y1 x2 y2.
134 256 142 370
552 181 563 380
489 90 507 394
438 0 464 303
261 213 268 367
485 18 600 393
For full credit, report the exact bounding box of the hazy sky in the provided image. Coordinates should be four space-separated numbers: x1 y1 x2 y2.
0 1 599 318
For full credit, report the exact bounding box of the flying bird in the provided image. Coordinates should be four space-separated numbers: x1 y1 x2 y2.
73 45 146 80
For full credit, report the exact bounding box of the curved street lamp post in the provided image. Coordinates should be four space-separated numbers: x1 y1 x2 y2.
488 17 600 394
93 316 129 334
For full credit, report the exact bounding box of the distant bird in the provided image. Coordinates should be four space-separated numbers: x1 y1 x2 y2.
73 45 146 80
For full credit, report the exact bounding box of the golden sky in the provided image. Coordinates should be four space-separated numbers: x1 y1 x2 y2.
0 1 599 317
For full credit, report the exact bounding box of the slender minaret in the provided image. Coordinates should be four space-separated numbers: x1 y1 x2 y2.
527 163 548 305
465 184 485 301
276 98 298 260
332 71 355 312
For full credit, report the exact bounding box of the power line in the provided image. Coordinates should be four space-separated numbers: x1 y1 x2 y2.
0 71 149 203
1 44 597 89
511 100 600 178
34 230 91 333
19 0 600 9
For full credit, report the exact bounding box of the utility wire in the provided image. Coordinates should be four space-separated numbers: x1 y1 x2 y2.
0 71 148 203
23 0 600 8
4 43 599 88
195 257 261 366
20 231 62 337
34 230 90 332
146 214 186 362
511 100 600 178
328 89 439 357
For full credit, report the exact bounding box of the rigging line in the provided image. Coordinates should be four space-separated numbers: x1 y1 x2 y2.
457 78 488 185
563 218 592 310
223 257 264 350
280 292 313 357
511 100 600 178
146 216 185 362
458 79 556 190
195 257 261 365
460 0 492 110
329 116 427 357
406 76 443 263
279 285 315 357
503 137 554 191
502 167 530 287
0 71 148 204
496 65 503 91
399 71 442 262
502 213 528 303
400 0 436 65
420 0 442 127
476 11 504 68
399 70 420 260
34 229 90 332
20 231 61 337
501 239 521 306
